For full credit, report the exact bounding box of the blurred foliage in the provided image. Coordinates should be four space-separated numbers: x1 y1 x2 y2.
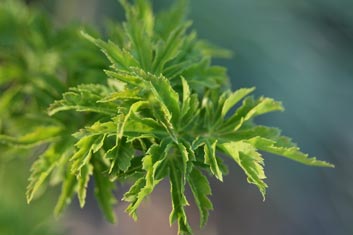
0 157 61 235
0 0 107 137
0 0 107 234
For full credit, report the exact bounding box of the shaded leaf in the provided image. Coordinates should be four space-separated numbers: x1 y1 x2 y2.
54 173 78 216
93 157 117 223
188 168 213 227
105 138 134 173
204 140 223 181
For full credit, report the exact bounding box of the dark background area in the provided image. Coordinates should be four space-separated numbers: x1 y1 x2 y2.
13 0 353 234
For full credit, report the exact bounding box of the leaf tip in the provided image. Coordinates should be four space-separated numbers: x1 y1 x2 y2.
79 198 86 208
80 30 95 43
26 194 33 204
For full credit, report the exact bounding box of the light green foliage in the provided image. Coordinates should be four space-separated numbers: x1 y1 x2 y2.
0 0 106 138
0 0 106 234
0 0 334 235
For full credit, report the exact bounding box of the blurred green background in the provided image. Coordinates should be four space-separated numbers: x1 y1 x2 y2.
1 0 352 234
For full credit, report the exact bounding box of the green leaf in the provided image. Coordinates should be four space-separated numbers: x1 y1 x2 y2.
123 115 165 139
82 32 139 71
221 87 255 117
169 158 192 235
155 0 188 39
123 177 146 203
121 0 153 71
188 168 213 227
113 156 144 181
222 96 284 132
93 157 117 223
181 77 190 110
247 137 334 167
105 70 144 87
151 102 179 143
219 125 282 142
204 140 223 181
125 143 169 220
105 138 134 173
26 144 59 203
98 88 141 103
69 136 94 174
177 142 190 179
179 94 200 131
220 141 267 198
152 23 190 73
48 84 117 116
148 73 180 123
121 0 154 36
244 97 284 120
118 100 149 139
54 172 78 216
183 59 228 91
70 134 106 175
238 97 284 121
0 126 61 147
75 121 115 138
77 163 93 208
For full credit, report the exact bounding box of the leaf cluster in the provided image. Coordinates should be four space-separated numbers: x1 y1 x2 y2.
0 1 333 235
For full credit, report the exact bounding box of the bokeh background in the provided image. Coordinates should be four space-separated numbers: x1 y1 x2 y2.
2 0 353 234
